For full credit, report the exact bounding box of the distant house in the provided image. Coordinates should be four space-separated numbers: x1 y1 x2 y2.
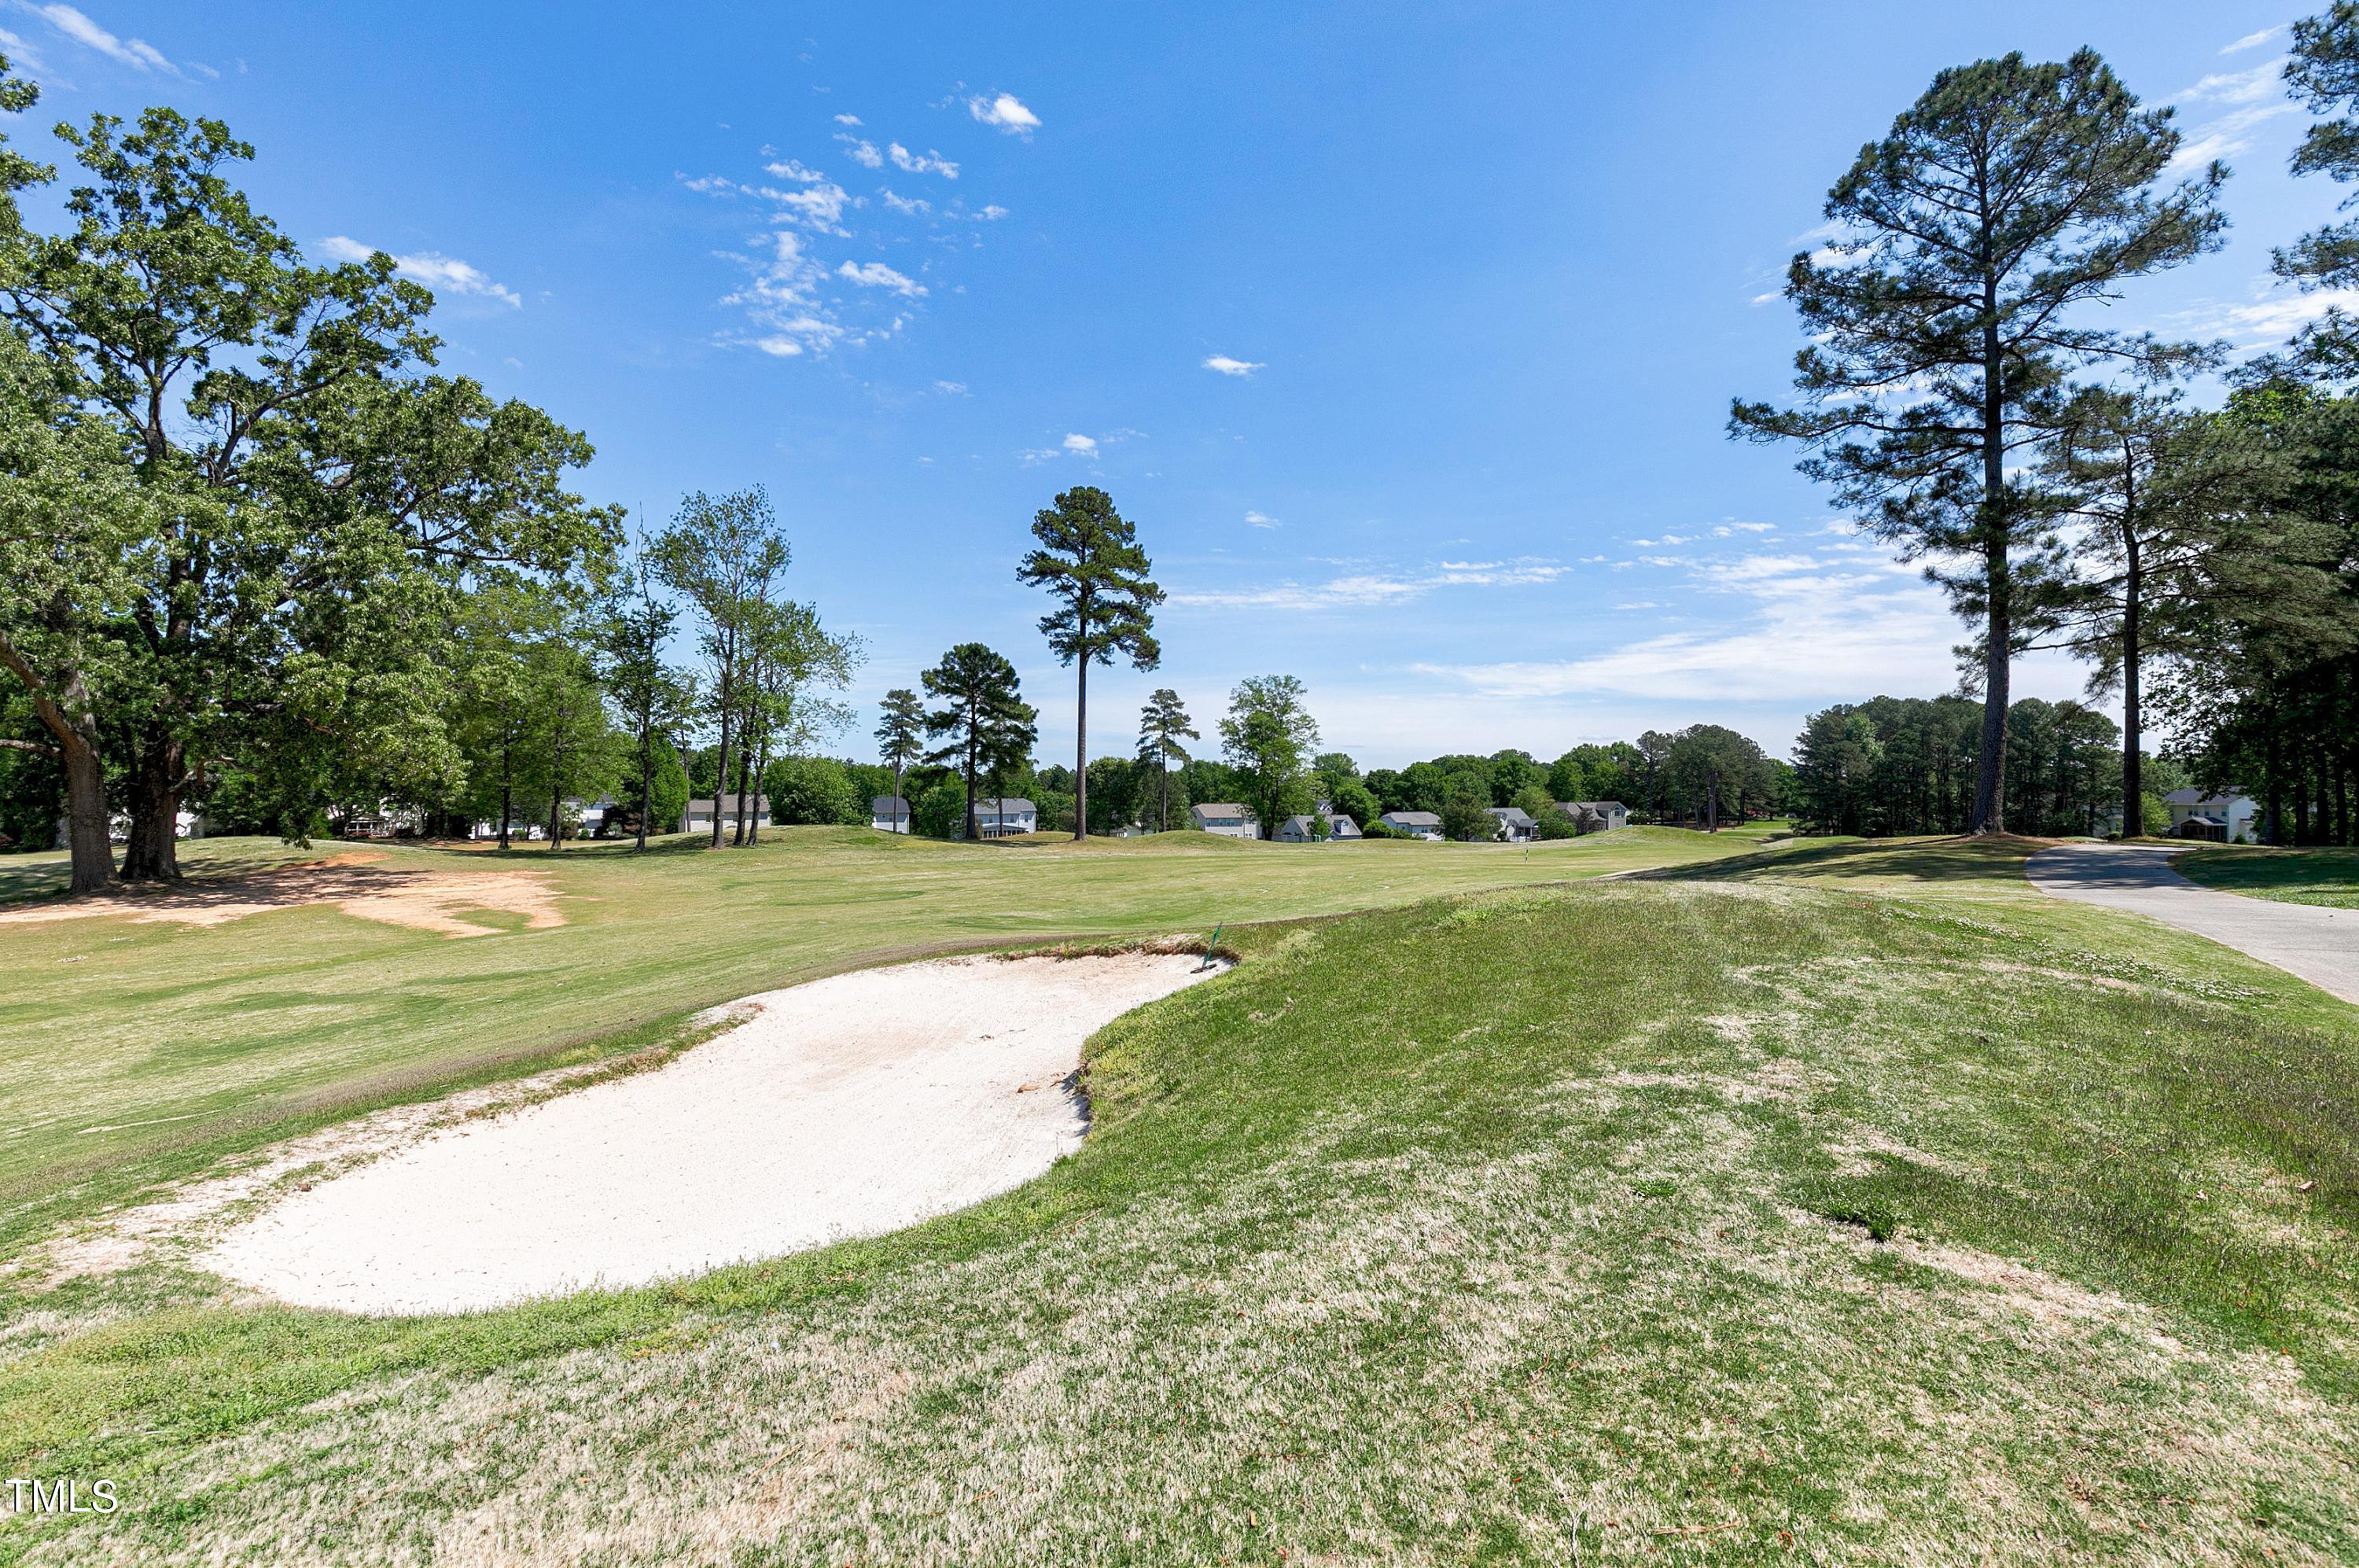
1191 803 1261 839
2163 787 2258 843
1272 802 1363 843
973 797 1037 837
1560 800 1629 833
1485 805 1538 843
681 793 771 834
1379 810 1444 841
871 796 913 834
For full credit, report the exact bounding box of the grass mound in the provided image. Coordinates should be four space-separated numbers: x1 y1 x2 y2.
9 876 2355 1563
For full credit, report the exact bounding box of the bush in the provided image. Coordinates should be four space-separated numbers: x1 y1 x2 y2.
913 780 969 839
764 755 863 826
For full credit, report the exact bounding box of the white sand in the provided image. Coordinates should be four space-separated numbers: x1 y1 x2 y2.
203 952 1220 1315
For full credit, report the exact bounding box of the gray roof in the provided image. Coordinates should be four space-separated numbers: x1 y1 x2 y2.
1278 815 1319 833
1192 802 1254 817
871 797 911 814
1486 806 1536 825
1566 800 1627 812
1382 810 1442 826
686 793 768 813
977 797 1034 813
2165 787 2247 808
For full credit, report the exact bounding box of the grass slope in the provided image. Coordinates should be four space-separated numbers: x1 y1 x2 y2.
3 841 2355 1562
2180 845 2359 910
0 826 1749 1249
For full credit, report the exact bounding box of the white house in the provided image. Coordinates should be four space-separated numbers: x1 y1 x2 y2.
871 796 913 834
1485 805 1538 843
1191 802 1260 839
1379 810 1444 841
682 793 771 834
2163 787 2258 843
973 797 1037 837
1560 800 1629 833
1323 812 1361 841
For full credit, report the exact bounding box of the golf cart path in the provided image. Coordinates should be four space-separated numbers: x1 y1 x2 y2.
204 951 1223 1315
2027 842 2359 1007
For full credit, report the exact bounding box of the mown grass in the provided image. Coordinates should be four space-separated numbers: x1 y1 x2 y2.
3 841 2355 1562
0 826 1750 1250
2181 845 2359 909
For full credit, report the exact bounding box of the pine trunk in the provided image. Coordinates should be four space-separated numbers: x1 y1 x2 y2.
1073 660 1087 841
2119 503 2143 840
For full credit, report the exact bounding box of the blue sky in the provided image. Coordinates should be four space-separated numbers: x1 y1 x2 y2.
0 2 2331 767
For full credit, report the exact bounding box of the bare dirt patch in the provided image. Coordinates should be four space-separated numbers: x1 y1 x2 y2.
0 856 567 937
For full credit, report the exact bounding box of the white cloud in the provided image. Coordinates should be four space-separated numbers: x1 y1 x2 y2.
1244 510 1280 528
933 380 967 395
2178 61 2287 105
1414 548 1959 703
834 112 863 126
881 188 931 215
764 158 830 183
967 92 1040 135
716 230 845 356
1173 558 1566 612
2223 24 2285 54
2171 282 2359 347
837 134 885 169
24 3 179 73
1062 432 1098 455
837 259 926 297
1713 521 1776 536
1749 290 1781 306
316 235 522 308
1202 354 1264 377
766 178 852 231
889 142 959 179
977 204 1010 221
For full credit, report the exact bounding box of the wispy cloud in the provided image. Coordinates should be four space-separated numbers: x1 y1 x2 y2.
1202 354 1264 377
967 92 1041 135
2222 24 2285 55
1244 510 1280 528
881 188 931 215
933 380 967 396
316 235 522 308
19 2 183 74
1173 558 1567 612
717 230 844 357
1415 548 1955 702
837 134 885 169
833 112 863 127
2170 283 2359 348
837 259 926 297
889 142 959 179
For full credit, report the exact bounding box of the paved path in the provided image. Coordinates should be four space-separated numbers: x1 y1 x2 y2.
2026 842 2359 1007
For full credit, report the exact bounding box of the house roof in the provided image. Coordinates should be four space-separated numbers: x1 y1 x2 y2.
1278 815 1320 833
1382 810 1442 826
1566 800 1627 812
977 797 1034 813
1327 813 1360 833
1191 802 1254 817
1486 806 1536 825
871 797 911 814
2164 787 2249 808
686 794 768 813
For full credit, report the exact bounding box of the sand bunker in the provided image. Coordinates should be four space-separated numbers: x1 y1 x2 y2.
0 857 565 937
203 951 1222 1314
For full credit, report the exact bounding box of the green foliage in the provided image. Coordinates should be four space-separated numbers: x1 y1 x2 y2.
763 755 863 826
1219 674 1320 833
1437 776 1494 841
1733 47 2225 833
911 779 967 840
1019 486 1163 837
920 644 1036 838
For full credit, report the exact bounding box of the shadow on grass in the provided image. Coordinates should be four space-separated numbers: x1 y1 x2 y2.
1636 833 2045 886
